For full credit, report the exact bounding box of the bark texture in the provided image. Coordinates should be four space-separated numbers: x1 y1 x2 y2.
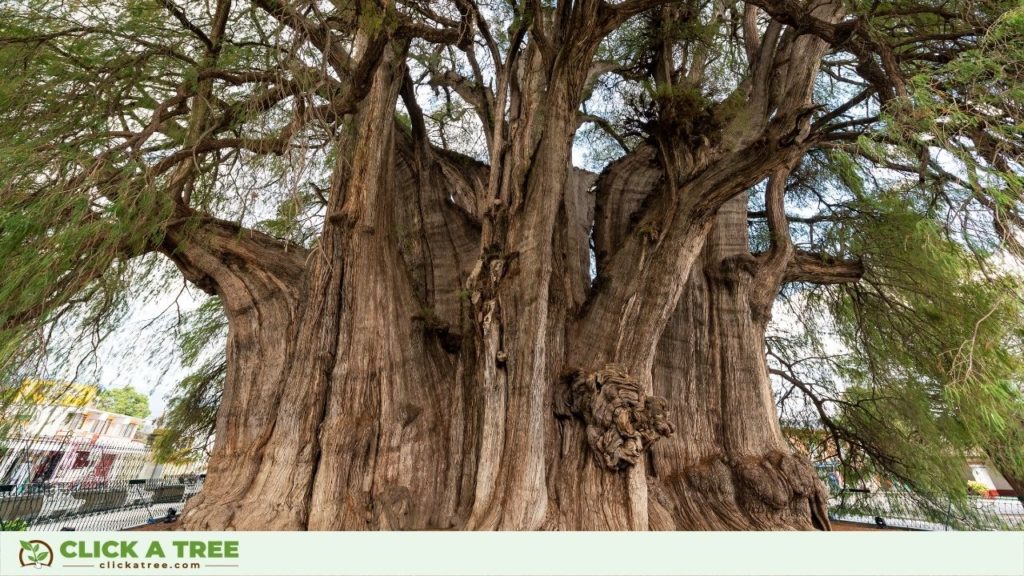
163 0 856 531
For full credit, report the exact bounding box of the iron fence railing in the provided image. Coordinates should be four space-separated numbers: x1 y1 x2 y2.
0 433 205 531
0 433 204 484
1 435 150 484
0 477 203 531
829 489 1024 531
5 481 1019 531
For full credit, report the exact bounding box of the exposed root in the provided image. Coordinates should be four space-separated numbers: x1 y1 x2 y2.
674 452 831 530
564 364 675 469
733 450 830 525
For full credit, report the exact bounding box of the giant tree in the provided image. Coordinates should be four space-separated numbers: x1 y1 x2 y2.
1 0 1022 530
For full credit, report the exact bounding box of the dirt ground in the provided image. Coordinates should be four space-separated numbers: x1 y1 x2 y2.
126 519 892 531
125 519 179 531
831 520 904 531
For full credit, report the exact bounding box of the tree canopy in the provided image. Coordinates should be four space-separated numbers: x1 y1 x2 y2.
94 385 151 419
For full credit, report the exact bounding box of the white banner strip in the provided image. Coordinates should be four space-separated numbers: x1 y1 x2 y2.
2 531 1022 576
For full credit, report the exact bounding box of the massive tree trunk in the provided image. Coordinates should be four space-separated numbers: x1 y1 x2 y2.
173 173 831 531
646 195 829 530
162 0 848 531
12 0 1017 535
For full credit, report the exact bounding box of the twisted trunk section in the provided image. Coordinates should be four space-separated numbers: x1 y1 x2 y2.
648 196 829 530
169 2 845 532
158 217 306 528
179 46 471 530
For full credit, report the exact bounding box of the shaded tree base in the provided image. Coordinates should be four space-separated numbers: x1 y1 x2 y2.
180 449 830 531
649 451 830 531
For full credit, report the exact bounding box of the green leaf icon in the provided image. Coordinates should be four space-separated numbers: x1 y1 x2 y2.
36 551 49 562
19 541 32 552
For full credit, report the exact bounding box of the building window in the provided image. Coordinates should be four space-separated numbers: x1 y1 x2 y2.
65 413 84 430
72 451 90 469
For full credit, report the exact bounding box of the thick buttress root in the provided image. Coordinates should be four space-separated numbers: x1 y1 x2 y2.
562 364 676 469
733 451 831 529
656 451 831 530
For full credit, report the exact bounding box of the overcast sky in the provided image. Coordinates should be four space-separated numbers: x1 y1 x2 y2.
48 277 205 419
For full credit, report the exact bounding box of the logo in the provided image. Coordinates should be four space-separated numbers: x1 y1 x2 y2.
18 540 53 569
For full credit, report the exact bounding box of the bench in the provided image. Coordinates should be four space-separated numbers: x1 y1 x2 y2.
152 485 186 504
71 488 128 514
0 493 44 522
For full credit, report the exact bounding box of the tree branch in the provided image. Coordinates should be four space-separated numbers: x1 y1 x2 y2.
156 0 215 52
783 250 864 285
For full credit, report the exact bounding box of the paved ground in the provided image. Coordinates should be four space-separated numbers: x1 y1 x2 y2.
126 518 180 531
29 502 183 531
832 520 909 531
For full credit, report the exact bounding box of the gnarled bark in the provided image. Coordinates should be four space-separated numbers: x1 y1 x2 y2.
172 0 847 532
647 196 829 531
14 0 1012 535
158 215 306 527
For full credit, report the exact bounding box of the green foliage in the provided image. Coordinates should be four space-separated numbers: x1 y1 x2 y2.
0 0 184 393
151 360 222 464
95 385 150 418
892 4 1024 254
763 4 1024 523
777 156 1024 523
0 0 319 416
151 297 225 464
967 480 990 496
0 519 28 531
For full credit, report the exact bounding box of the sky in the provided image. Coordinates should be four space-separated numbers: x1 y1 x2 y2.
48 275 206 419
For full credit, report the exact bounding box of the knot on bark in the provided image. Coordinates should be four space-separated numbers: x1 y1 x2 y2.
713 253 759 287
467 243 518 307
564 364 675 470
411 308 462 353
686 457 736 498
734 451 829 511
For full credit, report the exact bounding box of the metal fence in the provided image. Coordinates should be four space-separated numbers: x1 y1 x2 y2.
829 489 1024 531
0 477 203 531
0 434 204 486
0 434 206 531
5 480 1020 531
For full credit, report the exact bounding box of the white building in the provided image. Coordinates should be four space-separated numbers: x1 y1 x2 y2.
966 458 1017 498
0 379 203 487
